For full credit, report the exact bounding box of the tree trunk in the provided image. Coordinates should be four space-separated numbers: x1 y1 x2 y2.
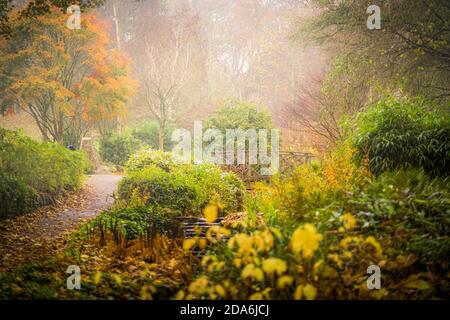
112 0 122 51
158 121 165 151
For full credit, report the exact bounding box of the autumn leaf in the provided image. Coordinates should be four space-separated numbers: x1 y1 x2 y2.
204 205 218 223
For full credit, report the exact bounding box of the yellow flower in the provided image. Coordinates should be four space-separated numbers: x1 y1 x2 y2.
339 213 357 230
365 236 383 256
201 255 217 266
293 285 303 300
207 226 230 242
112 274 122 285
327 253 343 269
233 258 242 268
241 264 264 282
229 233 253 253
188 276 210 295
261 258 287 276
303 284 317 300
252 229 275 252
249 288 272 300
253 234 266 252
290 224 323 258
140 286 154 300
93 271 102 285
204 204 218 223
215 285 226 298
339 235 363 249
183 238 197 251
262 230 274 249
277 275 294 289
198 238 208 250
208 261 225 273
313 259 323 274
249 292 263 300
269 227 282 239
174 290 185 300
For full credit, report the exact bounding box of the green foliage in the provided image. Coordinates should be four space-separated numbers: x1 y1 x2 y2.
83 206 182 241
99 121 175 167
349 97 450 176
119 156 246 216
205 100 274 131
131 121 174 151
0 173 38 218
98 134 138 167
350 169 450 264
125 147 175 173
183 165 449 299
204 100 276 180
118 166 200 215
178 164 245 214
300 0 450 101
0 128 86 210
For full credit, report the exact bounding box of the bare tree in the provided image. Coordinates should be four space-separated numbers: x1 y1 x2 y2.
136 7 199 150
283 70 368 147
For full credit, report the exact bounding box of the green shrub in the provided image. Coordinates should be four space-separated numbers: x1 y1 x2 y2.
0 173 38 217
179 167 449 300
350 97 450 176
125 148 175 173
99 121 174 167
118 166 200 214
204 100 274 131
204 100 276 180
119 161 245 216
349 169 450 264
273 167 450 266
0 128 86 197
131 120 174 151
177 164 245 214
98 134 137 166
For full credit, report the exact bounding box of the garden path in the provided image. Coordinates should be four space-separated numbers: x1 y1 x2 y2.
0 175 122 269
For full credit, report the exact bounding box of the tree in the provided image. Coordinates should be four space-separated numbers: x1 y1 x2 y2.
0 0 104 36
0 9 135 145
135 5 202 150
204 100 274 132
299 0 450 101
283 55 372 146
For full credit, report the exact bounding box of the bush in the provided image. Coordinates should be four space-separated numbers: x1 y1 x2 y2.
178 167 450 300
254 143 367 221
347 169 450 264
0 173 38 217
98 121 175 167
119 160 246 216
118 166 201 215
125 148 175 173
178 164 245 214
204 100 274 131
349 97 450 176
0 128 86 196
131 121 174 151
204 100 276 180
98 134 137 166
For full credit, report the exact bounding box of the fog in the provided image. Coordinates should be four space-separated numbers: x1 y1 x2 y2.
97 0 328 148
